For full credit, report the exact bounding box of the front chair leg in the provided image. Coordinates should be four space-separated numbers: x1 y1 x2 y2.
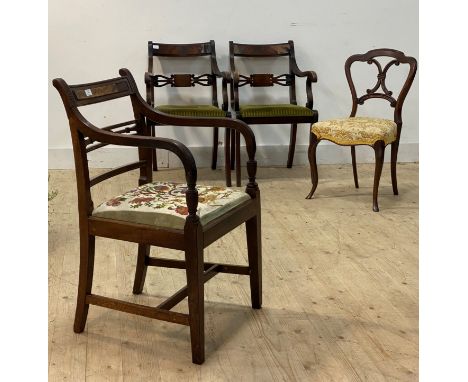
133 244 150 294
306 133 320 199
391 140 399 195
150 124 158 172
287 123 298 168
235 131 241 187
74 234 95 333
246 208 262 309
224 128 232 187
351 146 359 188
372 140 386 212
211 127 219 170
184 223 205 364
230 128 236 170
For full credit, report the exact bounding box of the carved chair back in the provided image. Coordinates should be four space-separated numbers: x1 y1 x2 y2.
345 49 417 132
52 71 200 224
147 40 225 109
229 41 302 110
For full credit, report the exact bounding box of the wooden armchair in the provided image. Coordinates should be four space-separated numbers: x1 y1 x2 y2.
52 68 261 364
145 41 232 176
306 49 417 211
229 40 319 185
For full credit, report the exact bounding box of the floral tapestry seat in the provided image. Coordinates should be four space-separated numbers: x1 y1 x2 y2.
311 117 397 146
93 182 250 230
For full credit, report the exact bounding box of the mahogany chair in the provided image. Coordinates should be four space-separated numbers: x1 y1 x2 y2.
229 40 319 185
306 49 417 211
146 41 232 176
53 68 261 364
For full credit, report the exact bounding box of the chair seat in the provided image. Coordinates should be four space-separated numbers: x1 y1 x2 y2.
93 182 250 230
156 105 226 118
311 117 397 146
239 104 314 118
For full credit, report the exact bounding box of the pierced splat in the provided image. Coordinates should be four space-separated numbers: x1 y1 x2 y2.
150 74 214 88
357 58 400 106
238 73 292 87
345 49 417 123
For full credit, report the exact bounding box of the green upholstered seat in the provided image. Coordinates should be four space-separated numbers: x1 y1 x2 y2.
239 104 314 118
155 105 226 118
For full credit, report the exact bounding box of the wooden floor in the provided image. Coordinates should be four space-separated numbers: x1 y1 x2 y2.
48 163 418 381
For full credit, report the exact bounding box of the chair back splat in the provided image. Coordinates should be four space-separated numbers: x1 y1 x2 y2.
53 68 261 364
345 48 418 129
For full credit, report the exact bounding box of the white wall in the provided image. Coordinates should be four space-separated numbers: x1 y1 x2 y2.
49 0 418 169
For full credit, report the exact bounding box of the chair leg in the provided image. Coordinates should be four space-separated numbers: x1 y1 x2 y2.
306 133 320 199
151 124 158 171
184 225 205 364
391 140 399 195
230 128 236 170
246 212 262 309
287 123 298 168
74 234 95 333
224 128 232 187
211 127 219 170
372 141 386 212
235 131 241 187
351 146 359 188
132 244 150 294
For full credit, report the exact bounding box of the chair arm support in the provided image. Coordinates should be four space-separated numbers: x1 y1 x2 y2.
290 63 317 109
230 71 240 111
291 66 318 82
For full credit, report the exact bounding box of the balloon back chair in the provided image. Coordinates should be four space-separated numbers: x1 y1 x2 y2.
52 69 261 364
145 41 231 178
306 48 417 211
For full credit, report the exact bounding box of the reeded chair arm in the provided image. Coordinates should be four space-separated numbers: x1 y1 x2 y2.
290 61 317 109
72 116 200 215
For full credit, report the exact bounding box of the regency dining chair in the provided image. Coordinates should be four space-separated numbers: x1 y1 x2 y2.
306 48 417 211
146 41 232 177
53 68 261 364
229 40 319 185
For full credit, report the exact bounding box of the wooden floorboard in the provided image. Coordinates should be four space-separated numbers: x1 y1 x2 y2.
48 163 418 381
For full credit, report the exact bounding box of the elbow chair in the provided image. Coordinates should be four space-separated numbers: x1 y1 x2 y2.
53 68 261 364
146 41 233 184
229 40 319 186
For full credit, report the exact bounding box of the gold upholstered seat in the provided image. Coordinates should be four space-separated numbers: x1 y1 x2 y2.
311 117 397 146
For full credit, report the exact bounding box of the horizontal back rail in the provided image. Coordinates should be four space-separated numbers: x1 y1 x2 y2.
70 77 132 106
231 42 291 57
149 41 212 57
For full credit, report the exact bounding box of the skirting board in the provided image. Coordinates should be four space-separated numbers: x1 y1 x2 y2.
49 143 418 169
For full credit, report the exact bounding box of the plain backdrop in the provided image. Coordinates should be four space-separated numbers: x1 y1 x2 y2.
48 0 418 168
